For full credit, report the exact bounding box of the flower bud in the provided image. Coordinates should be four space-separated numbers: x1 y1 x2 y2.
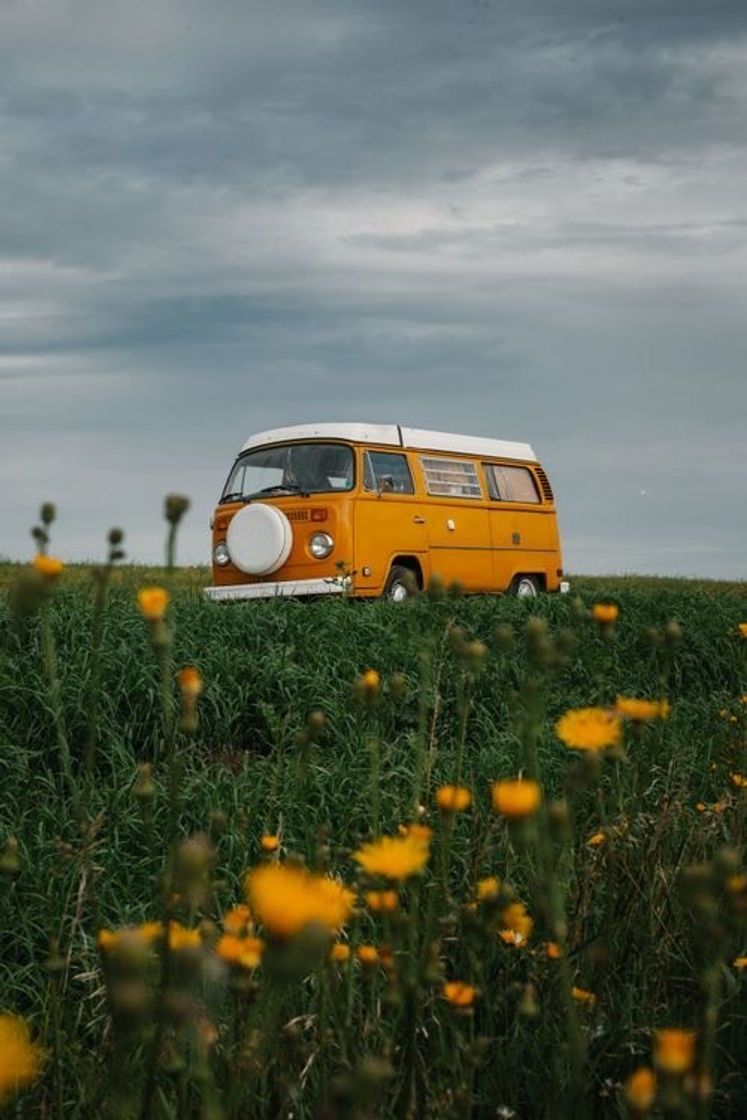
164 494 191 525
0 836 20 876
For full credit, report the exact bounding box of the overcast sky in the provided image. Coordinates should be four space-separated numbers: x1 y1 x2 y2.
1 0 745 576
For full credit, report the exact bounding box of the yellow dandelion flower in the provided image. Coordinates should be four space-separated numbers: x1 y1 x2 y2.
330 942 351 963
442 981 477 1007
261 835 280 853
137 586 169 621
215 934 263 970
365 889 399 912
730 773 747 789
491 778 541 820
653 1028 696 1074
738 623 747 639
398 823 433 843
177 666 203 699
97 921 163 952
732 956 747 970
168 923 202 952
476 876 500 901
32 554 64 580
571 986 596 1005
353 833 430 881
222 904 251 936
695 802 706 813
624 1067 656 1113
615 697 670 722
587 830 607 847
245 863 354 939
0 1014 44 1106
435 785 472 813
592 602 618 624
726 874 747 894
357 944 379 967
545 941 562 960
499 901 533 947
356 669 381 701
555 707 621 751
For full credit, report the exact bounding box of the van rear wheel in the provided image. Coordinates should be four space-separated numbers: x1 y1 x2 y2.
512 575 540 599
384 565 416 602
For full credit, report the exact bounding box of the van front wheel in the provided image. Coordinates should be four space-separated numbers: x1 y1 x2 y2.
384 565 416 603
512 575 540 599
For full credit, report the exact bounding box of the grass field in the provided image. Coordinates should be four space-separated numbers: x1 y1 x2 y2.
1 546 746 1118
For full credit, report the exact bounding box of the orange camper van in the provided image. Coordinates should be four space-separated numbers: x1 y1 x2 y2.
205 423 568 602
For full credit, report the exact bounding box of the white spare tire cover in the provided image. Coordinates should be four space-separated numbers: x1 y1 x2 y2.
226 504 293 575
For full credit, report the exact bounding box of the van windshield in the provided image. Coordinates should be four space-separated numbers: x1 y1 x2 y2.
221 442 355 503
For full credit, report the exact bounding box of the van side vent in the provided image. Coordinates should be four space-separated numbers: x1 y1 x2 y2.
534 468 554 502
286 509 310 523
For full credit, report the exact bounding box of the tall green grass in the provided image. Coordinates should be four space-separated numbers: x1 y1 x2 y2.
1 564 746 1118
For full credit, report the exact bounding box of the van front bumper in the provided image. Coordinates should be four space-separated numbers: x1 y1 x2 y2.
204 578 347 602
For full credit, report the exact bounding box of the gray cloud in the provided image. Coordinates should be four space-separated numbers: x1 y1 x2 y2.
1 0 746 576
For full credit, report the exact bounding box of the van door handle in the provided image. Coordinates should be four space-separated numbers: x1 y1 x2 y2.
413 516 426 524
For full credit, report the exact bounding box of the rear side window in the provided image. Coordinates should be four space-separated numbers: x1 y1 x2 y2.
364 451 414 494
421 457 482 498
484 464 541 503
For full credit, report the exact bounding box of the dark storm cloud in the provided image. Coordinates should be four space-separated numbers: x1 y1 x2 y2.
0 0 745 574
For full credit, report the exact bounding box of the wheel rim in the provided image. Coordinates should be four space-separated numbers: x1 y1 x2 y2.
516 578 537 599
389 581 409 603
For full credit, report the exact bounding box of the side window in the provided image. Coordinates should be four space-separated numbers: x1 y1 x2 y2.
421 456 482 498
484 464 541 503
364 451 415 494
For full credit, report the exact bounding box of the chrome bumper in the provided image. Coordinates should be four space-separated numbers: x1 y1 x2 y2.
204 577 346 602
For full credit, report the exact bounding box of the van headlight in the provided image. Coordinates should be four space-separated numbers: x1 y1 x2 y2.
309 532 334 559
213 541 230 566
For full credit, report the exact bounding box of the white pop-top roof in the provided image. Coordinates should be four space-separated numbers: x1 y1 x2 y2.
240 422 536 462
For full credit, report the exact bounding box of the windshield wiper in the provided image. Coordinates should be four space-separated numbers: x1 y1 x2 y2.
256 484 311 497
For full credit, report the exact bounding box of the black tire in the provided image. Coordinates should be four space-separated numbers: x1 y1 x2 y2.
384 565 417 602
511 575 540 599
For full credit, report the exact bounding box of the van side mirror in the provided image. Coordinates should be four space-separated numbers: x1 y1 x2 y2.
377 476 394 497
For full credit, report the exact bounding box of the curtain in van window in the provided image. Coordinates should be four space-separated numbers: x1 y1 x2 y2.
486 465 540 503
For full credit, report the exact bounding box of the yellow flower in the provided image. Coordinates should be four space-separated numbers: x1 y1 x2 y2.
695 802 706 813
731 956 747 969
356 669 381 701
653 1028 696 1074
330 942 351 963
177 667 203 699
726 874 747 894
0 1014 44 1105
32 554 64 580
357 944 379 967
625 1067 656 1113
137 586 169 621
499 901 533 947
592 602 618 624
222 904 251 936
398 823 433 843
261 835 280 852
97 921 164 952
476 876 500 901
586 830 607 847
353 833 430 881
168 923 202 952
215 934 263 969
491 778 541 820
365 889 399 912
738 623 747 638
245 863 355 939
730 773 747 789
545 941 562 960
555 707 621 751
615 697 670 722
442 981 478 1007
571 986 596 1005
435 785 472 812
